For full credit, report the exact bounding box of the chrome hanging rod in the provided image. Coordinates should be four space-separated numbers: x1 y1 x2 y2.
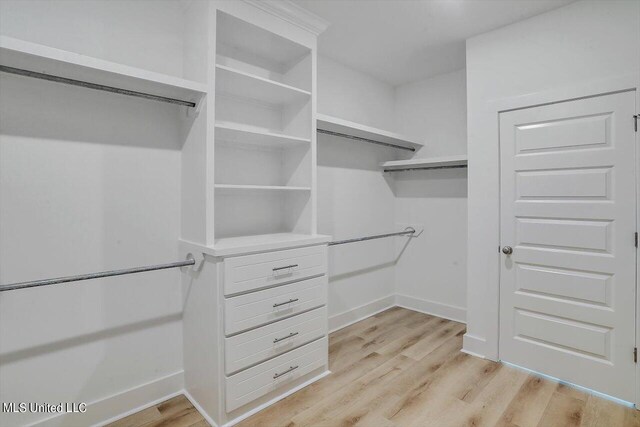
0 65 197 108
329 227 416 246
0 256 196 292
383 164 468 172
317 129 416 152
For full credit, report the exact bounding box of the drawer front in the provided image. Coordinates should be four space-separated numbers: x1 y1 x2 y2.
225 337 328 412
224 275 327 335
224 245 327 296
225 307 327 375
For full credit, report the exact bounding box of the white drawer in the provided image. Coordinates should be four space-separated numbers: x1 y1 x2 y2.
223 245 327 296
225 337 327 412
225 307 327 375
224 275 327 335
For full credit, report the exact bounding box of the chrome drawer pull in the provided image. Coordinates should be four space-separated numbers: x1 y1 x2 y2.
273 332 299 343
273 298 299 308
272 264 298 272
273 365 298 379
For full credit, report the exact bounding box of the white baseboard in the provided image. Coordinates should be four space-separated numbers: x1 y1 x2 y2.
462 333 486 359
28 371 184 427
395 294 466 324
328 295 396 333
183 389 219 427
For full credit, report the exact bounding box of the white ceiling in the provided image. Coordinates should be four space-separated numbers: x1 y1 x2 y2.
297 0 576 86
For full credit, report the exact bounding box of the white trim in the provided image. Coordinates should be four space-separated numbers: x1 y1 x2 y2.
26 371 184 427
221 370 331 427
487 73 637 113
395 294 466 324
328 295 396 332
183 390 219 427
462 334 488 360
242 0 330 36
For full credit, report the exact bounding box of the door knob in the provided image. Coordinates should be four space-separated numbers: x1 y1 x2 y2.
502 246 513 255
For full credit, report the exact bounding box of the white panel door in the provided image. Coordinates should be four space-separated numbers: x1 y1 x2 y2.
499 90 637 402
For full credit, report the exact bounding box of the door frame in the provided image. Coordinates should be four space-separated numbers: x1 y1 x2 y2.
479 73 639 405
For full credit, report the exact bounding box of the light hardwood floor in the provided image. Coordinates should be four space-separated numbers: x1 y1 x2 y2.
109 307 639 427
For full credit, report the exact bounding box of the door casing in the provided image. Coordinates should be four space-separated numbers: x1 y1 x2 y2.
478 74 640 406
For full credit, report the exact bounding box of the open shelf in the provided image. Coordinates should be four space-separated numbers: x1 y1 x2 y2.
317 113 424 151
216 11 311 92
216 64 310 105
215 121 310 147
212 233 331 257
381 154 468 171
0 36 207 105
215 184 311 193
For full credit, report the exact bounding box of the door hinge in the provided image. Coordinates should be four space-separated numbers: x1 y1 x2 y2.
635 232 638 248
634 347 637 363
635 115 638 132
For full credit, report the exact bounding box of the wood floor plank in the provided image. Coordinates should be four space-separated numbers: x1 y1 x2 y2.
141 407 205 427
537 391 586 427
495 374 557 427
581 395 627 427
384 335 470 424
453 357 503 404
107 406 162 427
376 316 451 357
441 357 529 427
108 308 637 427
290 353 415 426
400 321 465 360
622 407 640 427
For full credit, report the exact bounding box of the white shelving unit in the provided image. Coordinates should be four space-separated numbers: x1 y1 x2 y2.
380 154 468 171
317 113 424 151
0 35 207 106
212 9 319 250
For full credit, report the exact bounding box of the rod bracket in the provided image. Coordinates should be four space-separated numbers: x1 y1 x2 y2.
185 252 205 272
186 98 203 118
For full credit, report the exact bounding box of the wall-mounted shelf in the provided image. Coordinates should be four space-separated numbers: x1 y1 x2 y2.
317 113 424 152
0 36 207 107
215 122 310 147
215 64 311 105
381 155 468 172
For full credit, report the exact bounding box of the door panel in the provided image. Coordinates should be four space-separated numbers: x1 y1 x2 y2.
499 90 636 402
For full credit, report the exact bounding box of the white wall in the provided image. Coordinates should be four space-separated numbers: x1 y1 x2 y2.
0 2 188 425
0 0 187 78
318 56 396 131
317 56 469 327
317 56 399 329
395 70 467 158
465 0 640 359
393 70 467 322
